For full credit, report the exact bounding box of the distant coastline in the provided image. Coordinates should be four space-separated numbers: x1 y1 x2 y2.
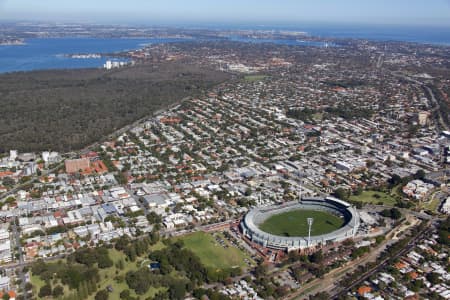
66 53 102 59
263 24 450 46
0 23 449 74
0 38 26 46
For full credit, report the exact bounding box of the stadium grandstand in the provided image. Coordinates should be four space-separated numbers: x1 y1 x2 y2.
240 197 360 251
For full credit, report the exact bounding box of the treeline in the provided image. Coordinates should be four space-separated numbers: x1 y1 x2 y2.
30 232 239 300
427 84 450 127
125 267 189 299
335 231 418 298
122 239 241 298
380 207 402 219
437 217 450 246
322 79 367 89
114 234 159 262
325 104 374 120
388 169 425 188
0 62 229 152
251 262 291 299
286 108 317 122
286 104 374 122
31 246 113 299
69 247 113 269
113 235 238 298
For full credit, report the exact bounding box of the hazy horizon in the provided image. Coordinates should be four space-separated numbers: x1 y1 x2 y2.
1 0 450 27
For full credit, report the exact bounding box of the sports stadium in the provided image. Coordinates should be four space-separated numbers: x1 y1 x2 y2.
240 197 360 251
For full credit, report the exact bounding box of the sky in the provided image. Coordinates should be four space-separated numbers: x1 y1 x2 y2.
1 0 450 27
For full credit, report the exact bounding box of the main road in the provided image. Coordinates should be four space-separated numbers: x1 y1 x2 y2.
392 71 448 132
286 212 434 300
11 216 27 300
285 234 396 300
330 219 433 299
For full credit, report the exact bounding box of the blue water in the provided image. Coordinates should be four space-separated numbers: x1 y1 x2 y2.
298 24 450 45
1 24 449 73
0 36 332 73
0 37 188 73
234 24 450 46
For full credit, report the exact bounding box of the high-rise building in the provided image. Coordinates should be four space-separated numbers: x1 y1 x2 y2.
9 150 17 161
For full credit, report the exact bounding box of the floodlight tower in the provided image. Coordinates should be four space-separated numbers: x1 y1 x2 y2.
298 178 302 203
307 218 314 246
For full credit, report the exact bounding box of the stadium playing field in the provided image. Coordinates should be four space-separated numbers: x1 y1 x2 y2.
258 209 345 237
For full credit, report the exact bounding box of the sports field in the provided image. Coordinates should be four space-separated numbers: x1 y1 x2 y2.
258 209 345 237
349 190 397 206
179 231 251 269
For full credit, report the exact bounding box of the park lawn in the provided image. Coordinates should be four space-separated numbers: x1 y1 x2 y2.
422 197 441 212
31 274 46 298
149 240 166 251
32 235 251 299
350 190 397 206
216 232 256 267
179 231 248 269
259 210 345 237
32 258 74 300
31 247 171 300
244 75 267 82
87 248 165 300
312 112 323 121
32 249 165 300
33 272 73 300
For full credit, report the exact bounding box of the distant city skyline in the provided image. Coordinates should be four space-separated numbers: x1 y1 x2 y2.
1 0 450 27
